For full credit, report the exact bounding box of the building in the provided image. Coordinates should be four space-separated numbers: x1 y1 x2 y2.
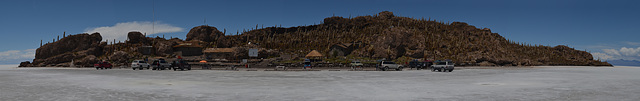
204 48 235 60
173 43 203 56
305 50 324 62
137 46 154 55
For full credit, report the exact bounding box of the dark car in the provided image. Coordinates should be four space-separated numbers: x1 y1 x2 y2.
172 60 191 71
409 60 433 70
94 61 113 70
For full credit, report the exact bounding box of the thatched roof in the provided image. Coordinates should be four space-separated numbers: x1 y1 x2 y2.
305 50 323 58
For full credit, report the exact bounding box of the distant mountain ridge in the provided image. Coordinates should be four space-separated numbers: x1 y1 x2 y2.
607 59 640 66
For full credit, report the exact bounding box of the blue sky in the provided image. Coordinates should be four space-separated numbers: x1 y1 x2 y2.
1 0 639 64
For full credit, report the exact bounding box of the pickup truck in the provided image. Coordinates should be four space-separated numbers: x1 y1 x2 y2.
431 60 454 72
94 61 113 70
151 59 172 70
378 61 403 71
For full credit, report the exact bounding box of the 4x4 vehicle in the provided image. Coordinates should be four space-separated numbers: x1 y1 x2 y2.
131 60 150 70
350 61 364 70
378 61 403 71
171 60 191 71
409 60 433 70
431 60 454 72
151 59 172 70
303 59 312 69
94 61 113 70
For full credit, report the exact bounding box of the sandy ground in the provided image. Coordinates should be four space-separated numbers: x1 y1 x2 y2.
1 66 639 101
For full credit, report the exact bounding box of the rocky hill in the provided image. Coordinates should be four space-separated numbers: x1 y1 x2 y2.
28 33 104 67
189 11 610 66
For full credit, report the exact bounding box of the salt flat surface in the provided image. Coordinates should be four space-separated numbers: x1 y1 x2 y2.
0 64 17 70
1 67 639 101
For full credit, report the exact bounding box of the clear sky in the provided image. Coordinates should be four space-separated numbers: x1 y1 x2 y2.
1 0 639 64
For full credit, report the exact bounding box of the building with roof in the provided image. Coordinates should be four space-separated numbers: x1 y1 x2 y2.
305 50 324 58
204 48 235 60
138 46 154 55
173 43 203 56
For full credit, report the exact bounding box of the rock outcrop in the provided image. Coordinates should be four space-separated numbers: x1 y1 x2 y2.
35 33 102 59
31 33 103 67
109 51 133 66
19 61 31 67
185 25 225 42
127 31 148 44
152 37 178 56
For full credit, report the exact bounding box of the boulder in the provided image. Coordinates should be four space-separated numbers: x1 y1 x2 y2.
19 61 31 67
377 11 394 19
127 31 148 44
185 25 225 42
151 38 177 56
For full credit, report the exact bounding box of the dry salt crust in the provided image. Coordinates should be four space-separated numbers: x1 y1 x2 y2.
1 66 639 101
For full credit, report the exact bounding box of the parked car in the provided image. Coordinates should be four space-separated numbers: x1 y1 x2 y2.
431 60 454 72
350 61 364 70
131 60 150 70
409 60 433 70
94 61 113 70
378 61 403 71
171 60 191 71
151 59 172 70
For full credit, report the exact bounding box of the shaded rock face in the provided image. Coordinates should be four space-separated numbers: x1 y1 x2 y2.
185 25 225 42
35 33 102 59
215 37 233 48
258 49 280 59
73 55 98 67
371 27 411 59
32 33 103 66
127 31 148 44
109 51 133 66
152 38 178 56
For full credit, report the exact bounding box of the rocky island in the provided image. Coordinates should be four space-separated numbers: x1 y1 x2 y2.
19 11 611 67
